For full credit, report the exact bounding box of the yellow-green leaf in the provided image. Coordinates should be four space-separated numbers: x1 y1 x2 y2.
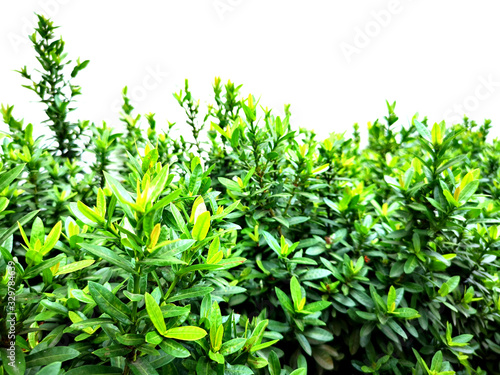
189 196 207 224
211 325 224 351
312 163 330 175
387 286 397 311
41 221 62 255
148 223 161 250
96 188 106 218
431 122 442 145
164 326 207 341
192 211 211 241
17 221 30 248
145 293 167 335
77 201 104 224
55 259 95 275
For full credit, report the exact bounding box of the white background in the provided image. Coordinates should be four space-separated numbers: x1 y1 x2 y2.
1 0 500 144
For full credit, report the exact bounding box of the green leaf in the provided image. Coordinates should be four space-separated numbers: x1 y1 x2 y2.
166 286 214 303
0 346 25 375
458 180 479 202
218 177 242 192
403 167 414 190
0 164 24 192
65 365 123 375
224 364 254 375
243 167 255 186
93 345 132 359
69 202 98 227
413 348 430 372
35 362 62 375
23 254 65 279
268 351 281 375
360 322 377 347
55 259 95 275
144 331 163 346
290 276 302 309
158 339 190 358
387 319 407 339
0 197 8 212
145 293 167 335
430 350 442 372
0 210 39 245
244 320 269 350
128 358 159 375
69 290 96 305
209 350 224 364
103 172 135 218
212 200 241 221
304 327 334 342
40 300 68 314
389 261 405 278
379 323 400 344
414 119 432 142
192 211 211 241
164 326 207 341
370 285 386 311
79 243 136 274
303 300 331 313
356 311 378 321
404 255 418 274
392 307 420 319
273 215 289 228
140 257 186 267
262 231 281 256
170 202 188 234
439 276 460 297
71 318 113 329
151 239 196 257
295 332 312 355
302 268 331 280
275 287 294 313
287 257 317 265
220 338 246 355
436 155 467 174
88 281 131 324
451 334 473 346
150 189 182 213
249 339 279 353
25 347 79 368
177 263 222 276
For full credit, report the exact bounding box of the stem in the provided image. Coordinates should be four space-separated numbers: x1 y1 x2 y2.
151 270 164 300
163 276 179 302
131 269 141 323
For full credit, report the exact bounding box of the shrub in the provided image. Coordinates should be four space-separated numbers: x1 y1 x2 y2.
0 14 499 375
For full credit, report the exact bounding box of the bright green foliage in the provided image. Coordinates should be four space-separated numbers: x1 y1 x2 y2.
1 14 500 375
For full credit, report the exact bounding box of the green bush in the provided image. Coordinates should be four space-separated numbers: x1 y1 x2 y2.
1 14 499 375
